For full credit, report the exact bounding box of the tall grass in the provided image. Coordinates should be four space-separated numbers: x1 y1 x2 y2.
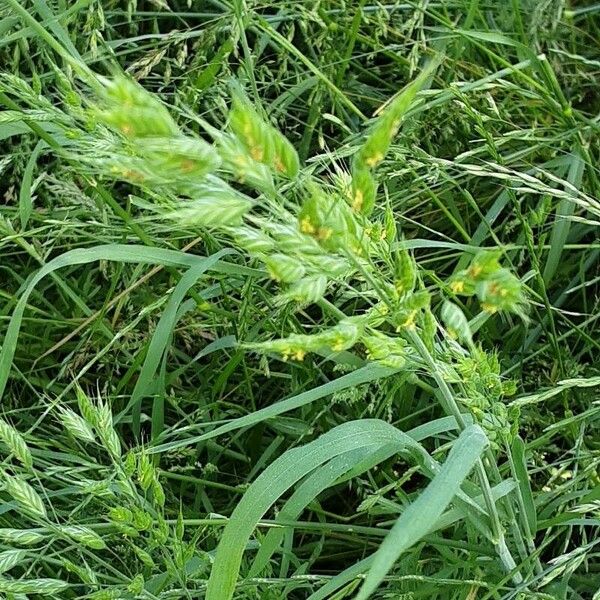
0 1 598 599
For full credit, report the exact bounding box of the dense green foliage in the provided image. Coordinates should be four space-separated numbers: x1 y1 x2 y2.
0 1 599 598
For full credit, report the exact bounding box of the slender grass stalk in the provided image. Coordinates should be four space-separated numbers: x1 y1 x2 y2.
407 329 522 582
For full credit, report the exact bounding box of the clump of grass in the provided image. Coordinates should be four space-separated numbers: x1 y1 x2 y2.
0 1 599 599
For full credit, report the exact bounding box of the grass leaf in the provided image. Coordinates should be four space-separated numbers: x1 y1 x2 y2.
356 425 489 599
206 419 432 600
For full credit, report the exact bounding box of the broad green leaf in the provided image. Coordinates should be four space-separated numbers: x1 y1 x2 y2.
407 414 472 441
250 442 418 579
355 425 488 599
415 479 516 534
249 447 377 577
205 419 433 600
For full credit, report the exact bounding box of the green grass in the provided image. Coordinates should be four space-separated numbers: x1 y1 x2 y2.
0 1 599 599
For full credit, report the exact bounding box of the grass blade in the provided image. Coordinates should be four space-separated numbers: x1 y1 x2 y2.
356 425 489 599
249 446 379 577
543 151 585 283
510 435 537 534
205 419 431 600
0 244 237 402
149 364 398 454
18 139 45 229
126 249 232 436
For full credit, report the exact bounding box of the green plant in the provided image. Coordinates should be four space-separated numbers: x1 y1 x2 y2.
0 1 599 599
5 68 533 597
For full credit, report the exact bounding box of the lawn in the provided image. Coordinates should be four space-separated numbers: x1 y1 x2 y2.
0 1 599 598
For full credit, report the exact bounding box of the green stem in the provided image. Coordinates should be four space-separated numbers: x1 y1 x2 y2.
407 329 522 583
232 0 261 105
505 443 544 576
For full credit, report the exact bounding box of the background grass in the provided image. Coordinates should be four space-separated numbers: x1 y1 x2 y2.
0 0 599 598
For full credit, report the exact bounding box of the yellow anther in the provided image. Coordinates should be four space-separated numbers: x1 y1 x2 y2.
481 303 498 314
317 227 333 241
274 155 285 173
180 159 195 173
468 265 482 278
332 339 345 352
488 283 500 295
365 152 384 168
352 189 364 212
300 217 316 234
450 280 465 293
402 310 417 329
250 146 264 161
123 169 144 182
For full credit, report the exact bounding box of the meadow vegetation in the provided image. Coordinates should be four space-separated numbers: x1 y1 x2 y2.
0 1 599 598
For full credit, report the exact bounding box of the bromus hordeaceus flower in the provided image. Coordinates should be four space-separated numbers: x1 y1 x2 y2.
79 64 534 598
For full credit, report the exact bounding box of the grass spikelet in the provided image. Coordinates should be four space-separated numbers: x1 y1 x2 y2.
354 60 438 171
2 475 47 520
0 3 597 598
0 418 32 469
174 195 253 228
0 577 69 594
0 529 45 546
96 75 179 138
58 407 96 443
229 93 300 178
95 398 121 459
61 525 106 550
0 549 26 574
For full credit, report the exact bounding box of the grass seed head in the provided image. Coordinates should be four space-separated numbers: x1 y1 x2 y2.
0 418 32 469
96 76 179 138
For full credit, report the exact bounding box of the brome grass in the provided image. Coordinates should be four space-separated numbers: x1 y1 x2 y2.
0 1 598 599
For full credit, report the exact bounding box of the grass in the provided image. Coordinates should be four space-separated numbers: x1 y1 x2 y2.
0 0 599 599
